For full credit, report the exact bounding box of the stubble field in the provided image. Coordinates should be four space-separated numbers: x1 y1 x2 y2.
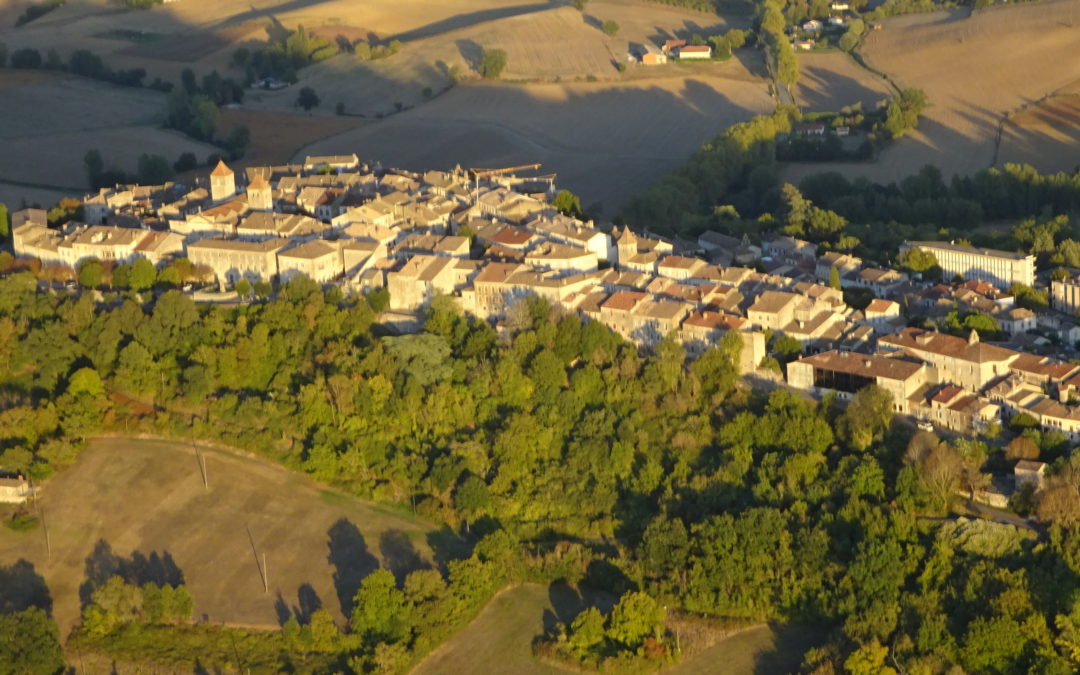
999 93 1080 174
0 77 217 190
0 437 454 636
784 0 1080 186
794 51 893 112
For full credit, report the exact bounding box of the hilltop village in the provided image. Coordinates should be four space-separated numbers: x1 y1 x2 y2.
9 157 1080 466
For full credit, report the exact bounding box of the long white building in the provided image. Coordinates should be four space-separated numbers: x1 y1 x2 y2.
901 241 1034 289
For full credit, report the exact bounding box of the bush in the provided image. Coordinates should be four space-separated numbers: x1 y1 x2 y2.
602 20 619 36
4 512 40 532
10 48 42 69
480 48 507 79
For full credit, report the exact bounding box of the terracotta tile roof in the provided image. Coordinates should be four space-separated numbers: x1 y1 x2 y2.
1009 353 1078 380
797 350 925 381
683 311 746 331
932 385 963 404
602 291 648 312
866 299 897 313
881 328 1018 364
210 160 234 177
490 226 534 247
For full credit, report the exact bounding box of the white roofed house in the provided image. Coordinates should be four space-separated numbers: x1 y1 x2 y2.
186 237 290 287
747 290 801 331
657 255 709 281
524 242 599 275
333 200 397 229
57 225 150 267
277 240 344 283
856 267 908 297
304 154 360 173
0 476 32 504
386 255 461 311
860 298 901 331
524 214 613 262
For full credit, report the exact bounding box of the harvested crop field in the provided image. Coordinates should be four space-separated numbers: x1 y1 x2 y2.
669 623 827 674
0 77 217 189
0 437 456 636
297 71 773 214
217 108 369 168
795 51 893 112
999 94 1080 174
794 0 1080 184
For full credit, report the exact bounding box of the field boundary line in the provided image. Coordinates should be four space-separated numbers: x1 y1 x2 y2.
991 90 1080 168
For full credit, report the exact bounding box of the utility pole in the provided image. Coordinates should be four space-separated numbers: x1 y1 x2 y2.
262 553 268 594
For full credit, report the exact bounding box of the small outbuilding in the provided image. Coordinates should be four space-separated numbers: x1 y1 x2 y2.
1014 460 1048 491
0 476 32 504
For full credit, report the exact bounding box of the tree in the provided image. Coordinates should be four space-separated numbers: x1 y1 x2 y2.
568 606 605 656
350 568 411 647
173 152 198 173
725 29 747 50
455 475 491 530
552 190 583 218
137 154 174 185
838 384 894 451
709 35 731 59
10 48 42 69
0 607 65 675
78 259 104 289
225 125 251 159
128 258 157 292
84 149 104 188
602 20 620 36
844 638 897 675
570 0 589 9
480 48 507 79
0 202 8 241
234 278 252 297
773 335 803 362
829 265 841 290
296 87 320 111
605 591 664 650
67 367 105 399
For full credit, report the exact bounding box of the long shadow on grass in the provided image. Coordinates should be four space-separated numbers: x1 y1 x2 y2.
379 529 429 584
0 559 52 614
542 583 618 634
751 623 829 675
79 539 184 608
274 582 323 626
326 518 379 617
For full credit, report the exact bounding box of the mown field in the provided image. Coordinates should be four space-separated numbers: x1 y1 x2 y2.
794 51 893 113
412 582 823 674
297 68 773 215
785 0 1080 186
0 437 454 636
999 92 1080 174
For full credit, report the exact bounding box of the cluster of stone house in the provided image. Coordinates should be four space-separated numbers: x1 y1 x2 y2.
11 156 1080 447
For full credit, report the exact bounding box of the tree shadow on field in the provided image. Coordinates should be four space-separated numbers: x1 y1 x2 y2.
751 623 829 675
541 583 618 634
425 525 473 569
0 559 52 614
456 39 484 73
274 582 324 625
582 14 603 31
326 518 379 617
79 539 184 608
379 529 429 583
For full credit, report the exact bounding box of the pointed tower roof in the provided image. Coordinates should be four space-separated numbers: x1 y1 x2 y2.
248 173 269 190
210 160 234 177
968 328 980 344
617 225 637 243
